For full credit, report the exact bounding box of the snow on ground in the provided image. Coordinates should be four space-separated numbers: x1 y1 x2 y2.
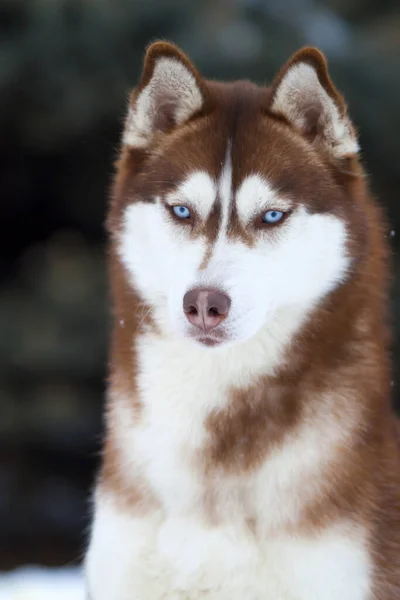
0 567 84 600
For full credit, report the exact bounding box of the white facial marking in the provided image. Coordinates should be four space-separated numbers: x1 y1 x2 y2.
236 174 293 223
272 63 359 157
123 57 203 148
166 171 216 220
218 142 233 236
119 164 350 346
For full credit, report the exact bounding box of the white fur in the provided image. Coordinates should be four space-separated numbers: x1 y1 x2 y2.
236 174 293 223
272 63 359 157
218 143 233 233
165 172 216 220
123 58 203 148
86 492 370 599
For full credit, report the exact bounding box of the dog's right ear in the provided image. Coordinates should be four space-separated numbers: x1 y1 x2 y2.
123 41 209 148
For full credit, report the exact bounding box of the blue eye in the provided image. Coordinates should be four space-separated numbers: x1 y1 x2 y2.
263 210 284 224
173 205 191 219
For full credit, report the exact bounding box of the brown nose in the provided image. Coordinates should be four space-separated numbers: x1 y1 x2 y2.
183 288 231 331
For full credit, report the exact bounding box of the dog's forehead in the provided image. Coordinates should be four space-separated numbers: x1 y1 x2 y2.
166 124 323 224
158 104 340 216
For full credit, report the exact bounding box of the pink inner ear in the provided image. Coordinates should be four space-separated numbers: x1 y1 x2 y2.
153 91 178 133
302 104 323 141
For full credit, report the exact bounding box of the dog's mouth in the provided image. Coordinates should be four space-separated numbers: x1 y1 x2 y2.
190 333 227 347
197 336 222 347
184 323 228 348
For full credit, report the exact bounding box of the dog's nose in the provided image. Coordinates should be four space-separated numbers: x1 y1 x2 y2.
183 288 231 331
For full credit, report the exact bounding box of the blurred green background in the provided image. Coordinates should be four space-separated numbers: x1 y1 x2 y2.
0 0 399 571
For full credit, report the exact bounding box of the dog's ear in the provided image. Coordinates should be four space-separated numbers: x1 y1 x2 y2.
268 47 359 158
123 41 209 148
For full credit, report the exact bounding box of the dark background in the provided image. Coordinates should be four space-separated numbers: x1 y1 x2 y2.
0 0 399 571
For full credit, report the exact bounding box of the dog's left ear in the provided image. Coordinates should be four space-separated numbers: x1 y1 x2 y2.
268 47 359 158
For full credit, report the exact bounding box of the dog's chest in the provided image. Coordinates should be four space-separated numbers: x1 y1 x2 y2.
87 498 371 600
132 335 286 518
132 344 231 515
89 340 372 599
131 336 338 527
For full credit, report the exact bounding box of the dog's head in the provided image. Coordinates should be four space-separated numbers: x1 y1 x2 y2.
110 42 365 348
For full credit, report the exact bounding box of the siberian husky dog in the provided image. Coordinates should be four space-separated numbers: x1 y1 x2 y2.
85 42 400 599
